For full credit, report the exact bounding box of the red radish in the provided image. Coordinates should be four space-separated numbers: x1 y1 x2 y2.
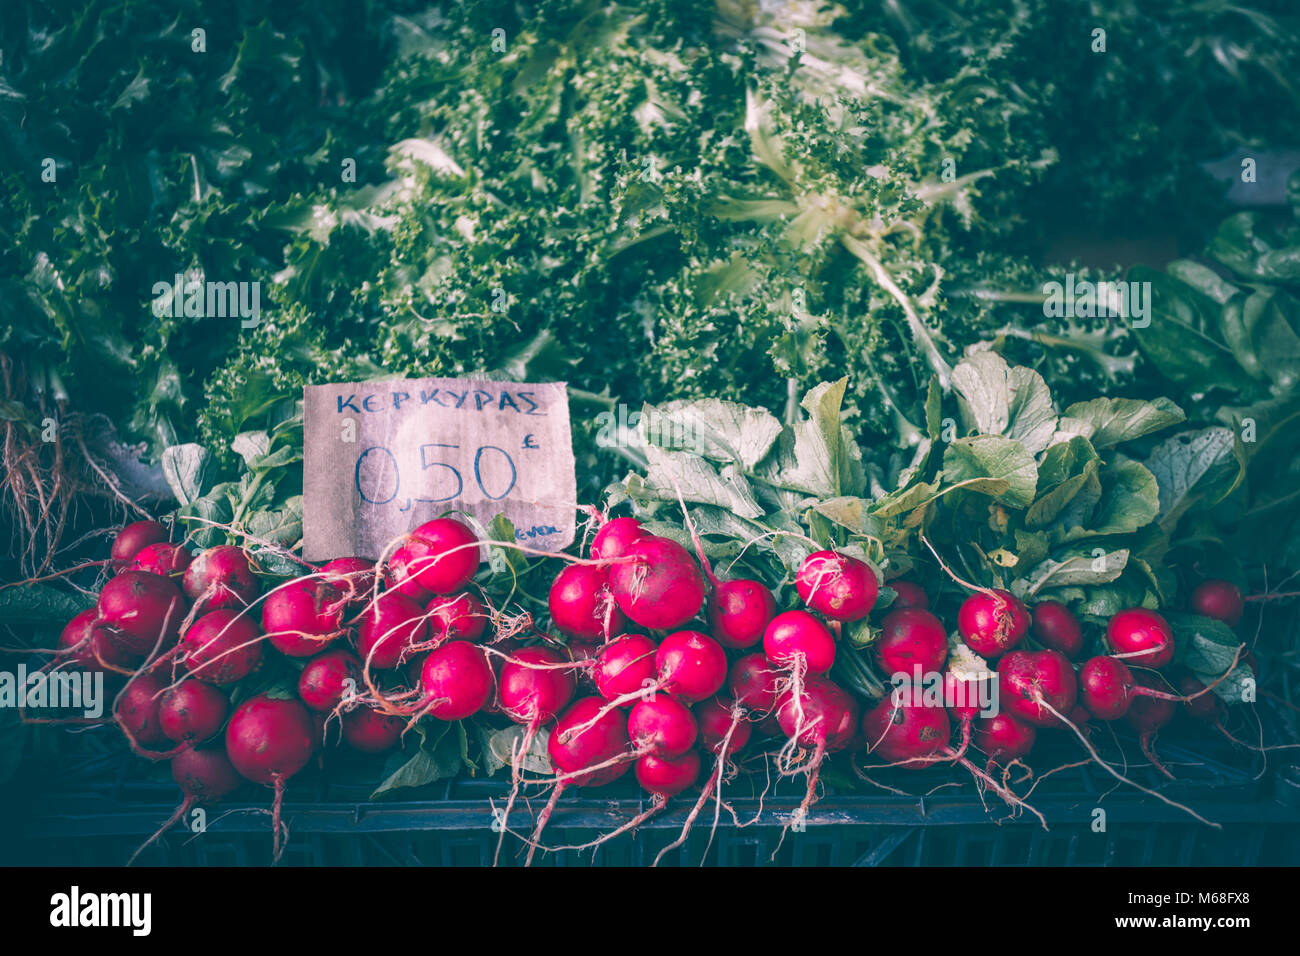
591 516 643 561
320 557 376 606
972 712 1037 765
774 675 859 822
498 645 576 726
58 610 133 673
182 546 259 610
795 550 878 621
874 608 948 677
548 564 626 641
224 694 316 860
111 520 168 570
592 634 658 705
862 695 950 766
180 609 264 685
129 747 241 865
262 578 347 657
997 649 1078 727
942 671 994 757
655 630 727 702
763 610 836 674
695 696 752 755
356 591 428 670
96 571 186 657
528 697 633 864
886 579 929 611
115 673 172 750
1172 669 1222 723
1030 600 1083 659
957 589 1028 658
492 644 577 865
298 649 363 712
727 653 781 714
707 579 776 649
635 750 701 797
1079 655 1186 724
1190 580 1244 626
426 591 488 644
1125 672 1178 778
608 536 706 630
420 641 493 720
159 680 229 744
341 706 404 753
129 542 193 578
628 694 699 757
777 676 860 752
385 544 434 602
1106 607 1175 668
404 518 480 594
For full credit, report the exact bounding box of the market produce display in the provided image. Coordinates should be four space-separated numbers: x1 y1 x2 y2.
1 0 1298 867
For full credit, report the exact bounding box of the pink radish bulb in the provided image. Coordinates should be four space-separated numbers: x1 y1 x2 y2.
58 610 134 673
655 630 727 703
225 695 315 785
971 712 1037 764
420 641 494 720
763 610 836 674
182 545 259 610
129 542 193 578
341 706 404 753
635 750 701 797
1106 607 1175 668
997 649 1078 727
115 674 171 747
1190 580 1244 627
707 578 777 649
593 634 659 705
1172 669 1223 722
695 697 752 755
180 609 264 685
777 676 860 751
426 591 488 644
497 645 576 725
628 694 699 758
385 544 434 602
548 564 626 641
1079 655 1136 720
548 696 632 788
110 520 168 570
727 653 781 714
1030 600 1083 659
298 649 363 712
591 516 644 561
795 550 878 621
159 679 230 744
405 518 480 594
1125 672 1178 775
355 591 428 670
862 695 950 766
320 557 376 607
873 608 948 677
171 746 241 802
886 580 929 611
608 536 707 630
96 570 186 657
262 578 347 657
957 589 1029 658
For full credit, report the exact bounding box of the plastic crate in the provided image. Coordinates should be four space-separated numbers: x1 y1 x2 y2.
6 704 1300 867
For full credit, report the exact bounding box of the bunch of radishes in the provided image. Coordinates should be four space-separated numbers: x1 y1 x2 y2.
48 508 1256 863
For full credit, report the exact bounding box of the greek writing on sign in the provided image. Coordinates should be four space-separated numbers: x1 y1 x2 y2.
302 378 577 561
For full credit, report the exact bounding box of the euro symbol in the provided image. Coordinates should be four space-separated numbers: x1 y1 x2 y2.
522 434 539 449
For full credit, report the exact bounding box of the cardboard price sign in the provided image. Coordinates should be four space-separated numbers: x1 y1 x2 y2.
302 378 577 561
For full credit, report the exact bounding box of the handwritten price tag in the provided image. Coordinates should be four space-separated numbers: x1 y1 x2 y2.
302 378 577 561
